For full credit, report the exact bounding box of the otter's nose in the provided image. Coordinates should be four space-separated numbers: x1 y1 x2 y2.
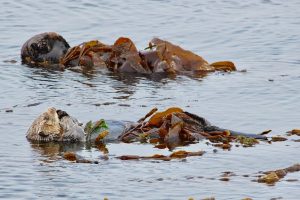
39 131 48 137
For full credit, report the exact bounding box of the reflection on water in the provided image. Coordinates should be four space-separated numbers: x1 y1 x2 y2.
1 0 300 199
30 142 85 160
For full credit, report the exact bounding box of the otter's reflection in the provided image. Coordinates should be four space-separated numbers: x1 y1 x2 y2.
30 142 85 161
30 141 111 163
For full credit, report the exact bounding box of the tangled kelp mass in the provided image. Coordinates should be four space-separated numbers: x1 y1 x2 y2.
118 107 266 150
61 37 236 74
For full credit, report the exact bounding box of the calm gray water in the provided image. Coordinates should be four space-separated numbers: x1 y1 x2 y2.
1 0 300 199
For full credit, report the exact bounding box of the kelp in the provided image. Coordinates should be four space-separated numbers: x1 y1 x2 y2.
117 150 205 161
144 38 236 72
85 119 109 142
63 152 99 164
119 107 263 150
287 129 300 136
150 38 211 72
108 37 150 73
96 142 109 155
148 107 183 126
95 130 110 143
61 40 112 68
59 37 236 75
63 151 77 161
271 136 287 142
119 107 208 149
235 135 259 147
209 61 236 71
257 164 300 185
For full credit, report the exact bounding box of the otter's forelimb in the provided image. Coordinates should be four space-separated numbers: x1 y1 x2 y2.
204 126 267 140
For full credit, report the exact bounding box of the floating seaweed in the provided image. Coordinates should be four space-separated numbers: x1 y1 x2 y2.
271 136 288 142
63 152 99 164
59 36 236 75
119 107 264 150
117 150 205 161
235 136 259 147
287 129 300 136
85 119 109 142
257 163 300 185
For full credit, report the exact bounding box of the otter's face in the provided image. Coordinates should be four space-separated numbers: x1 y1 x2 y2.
21 32 70 67
26 107 62 142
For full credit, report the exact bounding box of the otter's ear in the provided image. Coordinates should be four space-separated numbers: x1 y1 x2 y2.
56 110 69 119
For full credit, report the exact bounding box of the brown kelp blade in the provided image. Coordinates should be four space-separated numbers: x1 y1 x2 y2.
150 38 212 71
209 61 236 71
109 37 151 73
148 107 183 126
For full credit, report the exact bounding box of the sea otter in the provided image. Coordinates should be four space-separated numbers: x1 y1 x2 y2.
26 108 85 142
26 107 131 142
21 32 236 74
26 107 266 148
21 32 70 68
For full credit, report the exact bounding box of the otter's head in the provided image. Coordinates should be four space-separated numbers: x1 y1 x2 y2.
21 32 70 67
26 107 62 142
26 107 85 142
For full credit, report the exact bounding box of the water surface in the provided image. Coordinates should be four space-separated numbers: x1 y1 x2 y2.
1 0 300 199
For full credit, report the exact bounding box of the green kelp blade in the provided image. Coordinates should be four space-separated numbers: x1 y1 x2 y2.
85 119 109 141
84 121 93 134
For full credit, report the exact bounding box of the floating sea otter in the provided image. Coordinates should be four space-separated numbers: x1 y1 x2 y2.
26 107 126 142
21 32 70 68
26 107 266 150
21 32 236 74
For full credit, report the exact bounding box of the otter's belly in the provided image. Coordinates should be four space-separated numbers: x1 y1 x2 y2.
101 120 133 142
